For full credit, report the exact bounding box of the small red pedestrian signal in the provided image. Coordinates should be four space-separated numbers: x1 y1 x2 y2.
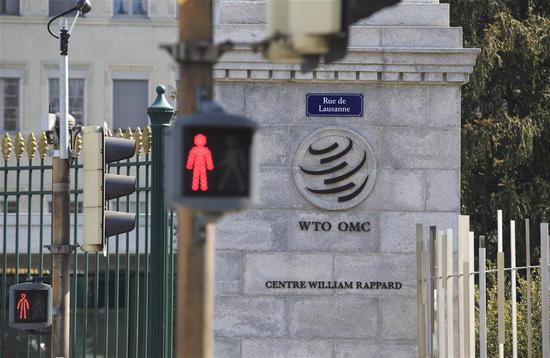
164 110 257 211
16 293 30 320
186 133 214 192
9 282 52 331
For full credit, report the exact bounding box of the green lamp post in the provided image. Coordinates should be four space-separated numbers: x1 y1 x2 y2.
147 85 175 357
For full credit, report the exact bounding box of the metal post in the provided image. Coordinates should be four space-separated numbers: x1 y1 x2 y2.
51 16 72 357
416 224 426 358
436 231 447 358
59 19 69 159
51 155 71 358
427 226 436 357
511 220 517 358
497 210 505 358
525 219 532 358
541 223 550 358
457 215 469 358
445 229 454 358
479 236 487 358
147 85 175 358
176 0 215 357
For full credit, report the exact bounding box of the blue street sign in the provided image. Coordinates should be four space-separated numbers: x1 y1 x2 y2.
306 93 364 117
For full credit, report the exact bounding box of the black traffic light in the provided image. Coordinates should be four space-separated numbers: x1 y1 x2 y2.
165 106 257 212
325 0 402 64
265 0 402 71
9 282 52 331
82 126 136 252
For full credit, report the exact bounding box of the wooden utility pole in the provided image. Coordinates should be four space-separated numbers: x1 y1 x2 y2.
176 0 215 357
51 155 71 358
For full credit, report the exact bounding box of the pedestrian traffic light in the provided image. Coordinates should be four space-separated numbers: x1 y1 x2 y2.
164 107 257 212
264 0 401 70
82 126 136 252
9 282 52 331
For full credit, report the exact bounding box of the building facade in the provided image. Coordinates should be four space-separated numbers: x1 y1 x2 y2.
0 0 179 134
1 1 478 356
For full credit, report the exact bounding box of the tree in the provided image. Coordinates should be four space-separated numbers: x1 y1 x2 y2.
442 0 550 262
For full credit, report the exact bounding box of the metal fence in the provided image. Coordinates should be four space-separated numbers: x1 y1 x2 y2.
416 211 550 358
0 127 176 357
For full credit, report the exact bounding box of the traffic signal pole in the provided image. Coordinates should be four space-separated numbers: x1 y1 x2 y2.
176 0 215 357
51 156 71 357
51 18 72 358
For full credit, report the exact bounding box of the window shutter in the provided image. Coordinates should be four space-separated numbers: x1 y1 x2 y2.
49 0 77 16
113 79 148 131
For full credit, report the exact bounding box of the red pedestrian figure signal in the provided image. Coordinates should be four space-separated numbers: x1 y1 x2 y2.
186 133 214 191
17 293 30 320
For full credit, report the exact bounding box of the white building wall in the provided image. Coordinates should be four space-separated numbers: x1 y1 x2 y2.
1 0 179 132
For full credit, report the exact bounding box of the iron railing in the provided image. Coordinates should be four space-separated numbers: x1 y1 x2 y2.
0 127 175 357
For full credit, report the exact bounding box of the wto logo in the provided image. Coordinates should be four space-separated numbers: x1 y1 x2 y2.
294 127 376 210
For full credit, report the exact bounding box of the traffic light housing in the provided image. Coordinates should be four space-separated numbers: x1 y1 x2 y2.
9 282 52 331
82 126 136 252
264 0 402 70
164 108 257 212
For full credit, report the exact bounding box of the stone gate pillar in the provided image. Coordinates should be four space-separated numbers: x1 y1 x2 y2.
212 1 478 356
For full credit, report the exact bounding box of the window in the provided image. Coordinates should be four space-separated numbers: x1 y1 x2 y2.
49 0 76 16
1 200 17 213
112 79 148 130
49 78 85 125
0 77 19 132
113 0 147 17
0 0 19 15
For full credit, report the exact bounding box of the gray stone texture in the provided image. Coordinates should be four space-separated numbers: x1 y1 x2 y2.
215 296 286 337
380 298 418 340
215 339 241 358
335 341 417 358
286 212 380 252
242 339 333 358
380 212 458 254
289 297 379 339
216 252 243 295
218 1 450 27
211 1 476 356
426 169 460 211
216 210 286 251
382 127 460 169
334 254 416 297
244 253 333 295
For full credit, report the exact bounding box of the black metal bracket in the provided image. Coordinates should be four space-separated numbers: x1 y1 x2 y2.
60 28 70 56
161 38 274 65
25 276 51 284
192 214 208 244
23 328 52 336
44 244 78 254
161 41 234 65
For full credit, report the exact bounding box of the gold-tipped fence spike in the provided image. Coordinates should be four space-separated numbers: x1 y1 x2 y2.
2 133 12 161
115 128 124 138
124 127 133 140
75 132 83 158
134 127 143 156
38 132 49 160
143 126 152 155
26 132 38 160
107 128 113 137
15 132 25 160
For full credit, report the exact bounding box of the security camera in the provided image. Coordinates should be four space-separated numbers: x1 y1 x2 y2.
42 113 58 145
41 113 57 132
41 112 76 144
77 0 92 14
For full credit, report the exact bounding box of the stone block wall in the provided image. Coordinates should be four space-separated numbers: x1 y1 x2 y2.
212 1 478 357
